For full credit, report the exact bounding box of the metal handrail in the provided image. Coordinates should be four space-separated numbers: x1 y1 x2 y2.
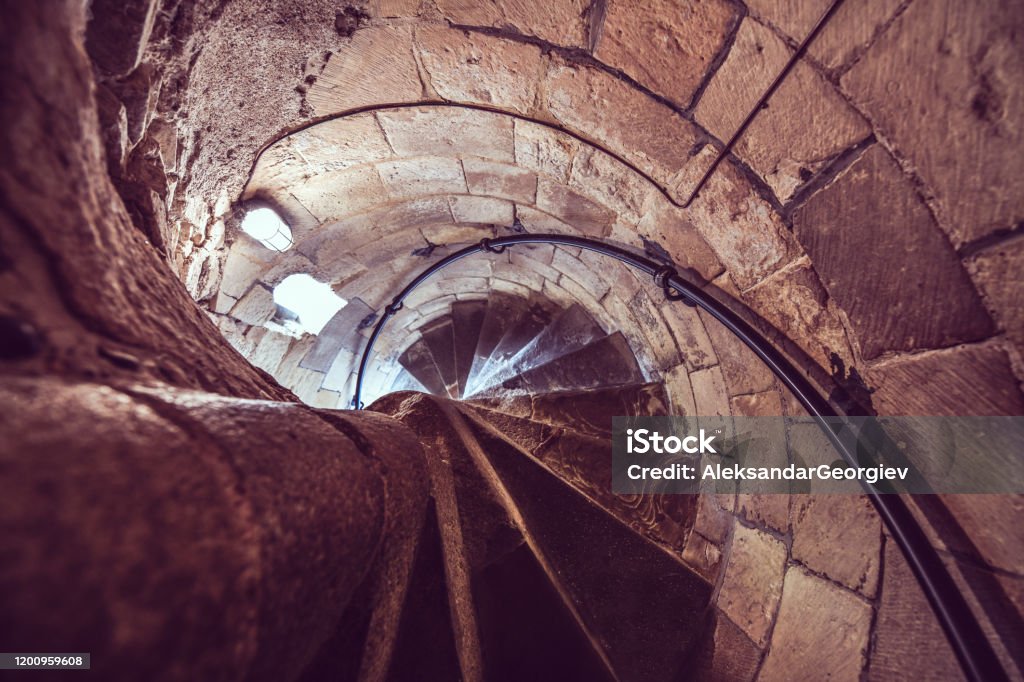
352 233 1007 682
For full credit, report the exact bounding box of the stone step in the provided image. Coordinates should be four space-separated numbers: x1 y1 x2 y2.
471 296 558 390
417 319 460 398
466 381 670 438
371 392 709 682
469 293 528 383
459 410 712 682
450 300 487 398
469 303 604 397
398 339 449 397
457 403 695 554
475 332 644 398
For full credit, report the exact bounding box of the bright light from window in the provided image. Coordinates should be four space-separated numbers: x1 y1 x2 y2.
273 274 346 335
242 207 293 252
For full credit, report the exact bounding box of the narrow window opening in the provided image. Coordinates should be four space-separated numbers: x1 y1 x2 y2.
242 207 293 252
273 274 346 335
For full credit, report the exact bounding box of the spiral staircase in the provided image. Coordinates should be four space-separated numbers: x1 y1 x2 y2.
288 293 730 682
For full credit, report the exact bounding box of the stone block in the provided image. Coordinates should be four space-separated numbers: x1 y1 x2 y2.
434 0 588 47
636 198 724 283
869 342 1024 417
742 258 854 370
464 158 537 204
687 158 795 290
663 365 698 418
966 234 1024 346
868 537 965 681
536 178 616 237
841 0 1024 244
568 147 654 224
248 329 294 375
307 27 421 115
746 0 902 72
695 18 871 201
660 303 718 372
594 0 738 107
415 28 545 115
377 157 467 198
290 165 389 222
791 495 881 596
514 119 579 182
515 205 580 235
510 250 561 284
220 246 275 300
377 106 515 163
280 114 393 175
229 284 276 326
795 145 993 359
543 59 701 193
686 610 762 681
629 289 682 370
759 567 872 681
718 524 787 646
448 195 514 225
698 305 776 398
690 366 731 418
551 248 611 301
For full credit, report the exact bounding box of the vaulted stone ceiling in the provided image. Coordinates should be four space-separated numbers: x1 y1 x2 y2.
140 0 1023 420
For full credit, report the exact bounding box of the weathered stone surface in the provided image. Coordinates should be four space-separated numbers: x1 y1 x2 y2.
660 303 718 372
697 303 776 397
307 27 422 115
377 157 468 198
628 289 682 370
514 205 580 235
637 199 724 283
543 60 701 192
463 158 537 204
229 284 276 326
868 538 965 680
743 258 854 370
791 495 881 596
967 234 1024 346
263 115 393 182
536 177 616 237
663 365 698 418
747 0 903 72
795 145 994 359
377 106 515 162
695 19 870 201
595 0 738 106
551 248 612 301
290 165 389 222
514 119 579 182
690 365 731 418
569 147 653 223
869 344 1024 417
415 28 545 114
732 391 790 532
434 0 589 47
759 567 872 681
85 0 159 77
687 158 795 290
842 0 1024 244
718 524 787 646
448 195 514 225
686 610 762 682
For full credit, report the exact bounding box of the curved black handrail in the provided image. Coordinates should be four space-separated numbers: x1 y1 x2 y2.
352 234 1007 682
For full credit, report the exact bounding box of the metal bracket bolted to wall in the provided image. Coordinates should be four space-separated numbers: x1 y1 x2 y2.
653 265 696 306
